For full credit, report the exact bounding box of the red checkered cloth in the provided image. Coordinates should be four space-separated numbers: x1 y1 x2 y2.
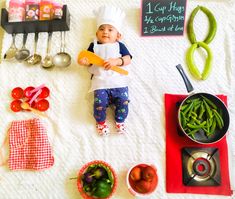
8 118 54 170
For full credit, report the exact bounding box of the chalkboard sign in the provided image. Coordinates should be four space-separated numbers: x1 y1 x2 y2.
141 0 187 36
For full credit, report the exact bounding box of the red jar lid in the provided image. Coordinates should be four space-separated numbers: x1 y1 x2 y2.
24 86 35 98
36 99 49 111
10 99 22 112
11 87 24 99
39 87 50 98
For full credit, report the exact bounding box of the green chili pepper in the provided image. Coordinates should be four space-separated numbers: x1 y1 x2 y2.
187 6 217 45
200 42 213 80
187 6 200 44
201 95 217 109
186 42 213 80
186 43 202 80
200 6 217 44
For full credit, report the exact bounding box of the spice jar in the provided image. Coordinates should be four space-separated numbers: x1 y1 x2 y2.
25 0 39 21
8 0 25 22
39 0 52 20
52 1 63 19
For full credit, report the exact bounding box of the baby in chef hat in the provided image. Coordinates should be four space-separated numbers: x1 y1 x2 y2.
78 5 132 136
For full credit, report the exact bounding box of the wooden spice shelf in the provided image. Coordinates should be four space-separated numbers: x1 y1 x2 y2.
0 5 70 34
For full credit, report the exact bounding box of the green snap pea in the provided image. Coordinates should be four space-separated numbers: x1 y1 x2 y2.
201 95 217 110
209 119 217 135
182 101 194 115
203 99 213 119
198 103 205 119
212 109 224 129
180 112 187 128
187 121 206 129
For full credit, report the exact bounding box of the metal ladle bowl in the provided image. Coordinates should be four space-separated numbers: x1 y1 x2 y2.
41 32 54 69
15 33 30 61
25 32 42 65
4 33 18 59
53 31 71 68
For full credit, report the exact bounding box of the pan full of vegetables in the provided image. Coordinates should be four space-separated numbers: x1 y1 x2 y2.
176 64 230 144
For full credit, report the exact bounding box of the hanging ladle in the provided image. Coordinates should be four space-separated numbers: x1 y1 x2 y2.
25 32 42 65
15 33 30 61
41 32 54 69
4 33 18 59
52 31 71 68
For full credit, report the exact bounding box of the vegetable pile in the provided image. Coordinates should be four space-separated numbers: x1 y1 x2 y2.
81 164 114 198
179 95 224 139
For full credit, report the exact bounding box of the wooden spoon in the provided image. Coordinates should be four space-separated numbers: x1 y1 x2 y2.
21 102 47 117
78 50 129 75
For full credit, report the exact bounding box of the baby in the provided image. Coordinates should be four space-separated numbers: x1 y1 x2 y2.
78 5 132 136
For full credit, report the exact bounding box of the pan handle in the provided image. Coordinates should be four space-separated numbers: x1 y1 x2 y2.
176 64 194 93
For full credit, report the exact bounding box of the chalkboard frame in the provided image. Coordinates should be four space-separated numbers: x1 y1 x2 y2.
140 0 187 37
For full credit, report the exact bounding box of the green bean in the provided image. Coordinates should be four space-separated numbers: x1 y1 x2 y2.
182 101 194 115
191 112 197 118
212 109 224 129
180 112 187 128
187 121 206 129
203 99 213 119
187 128 200 136
210 119 217 135
193 102 201 112
198 103 205 119
181 103 189 111
201 95 217 109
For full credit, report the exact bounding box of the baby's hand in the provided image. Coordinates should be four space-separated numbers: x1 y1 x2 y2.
103 58 119 70
78 57 90 66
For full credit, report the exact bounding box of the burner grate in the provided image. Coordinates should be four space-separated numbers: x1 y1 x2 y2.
182 147 221 186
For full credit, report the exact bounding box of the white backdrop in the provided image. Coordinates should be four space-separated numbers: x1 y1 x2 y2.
0 0 235 198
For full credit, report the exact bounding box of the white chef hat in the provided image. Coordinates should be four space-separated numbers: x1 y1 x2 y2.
94 5 125 34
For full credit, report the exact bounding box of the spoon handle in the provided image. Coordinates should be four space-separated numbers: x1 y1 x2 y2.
47 32 53 55
34 32 39 53
60 31 63 52
22 33 28 48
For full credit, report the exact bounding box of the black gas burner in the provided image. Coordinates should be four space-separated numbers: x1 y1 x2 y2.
182 147 221 186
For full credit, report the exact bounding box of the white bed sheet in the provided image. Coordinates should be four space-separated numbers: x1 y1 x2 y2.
0 0 235 198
